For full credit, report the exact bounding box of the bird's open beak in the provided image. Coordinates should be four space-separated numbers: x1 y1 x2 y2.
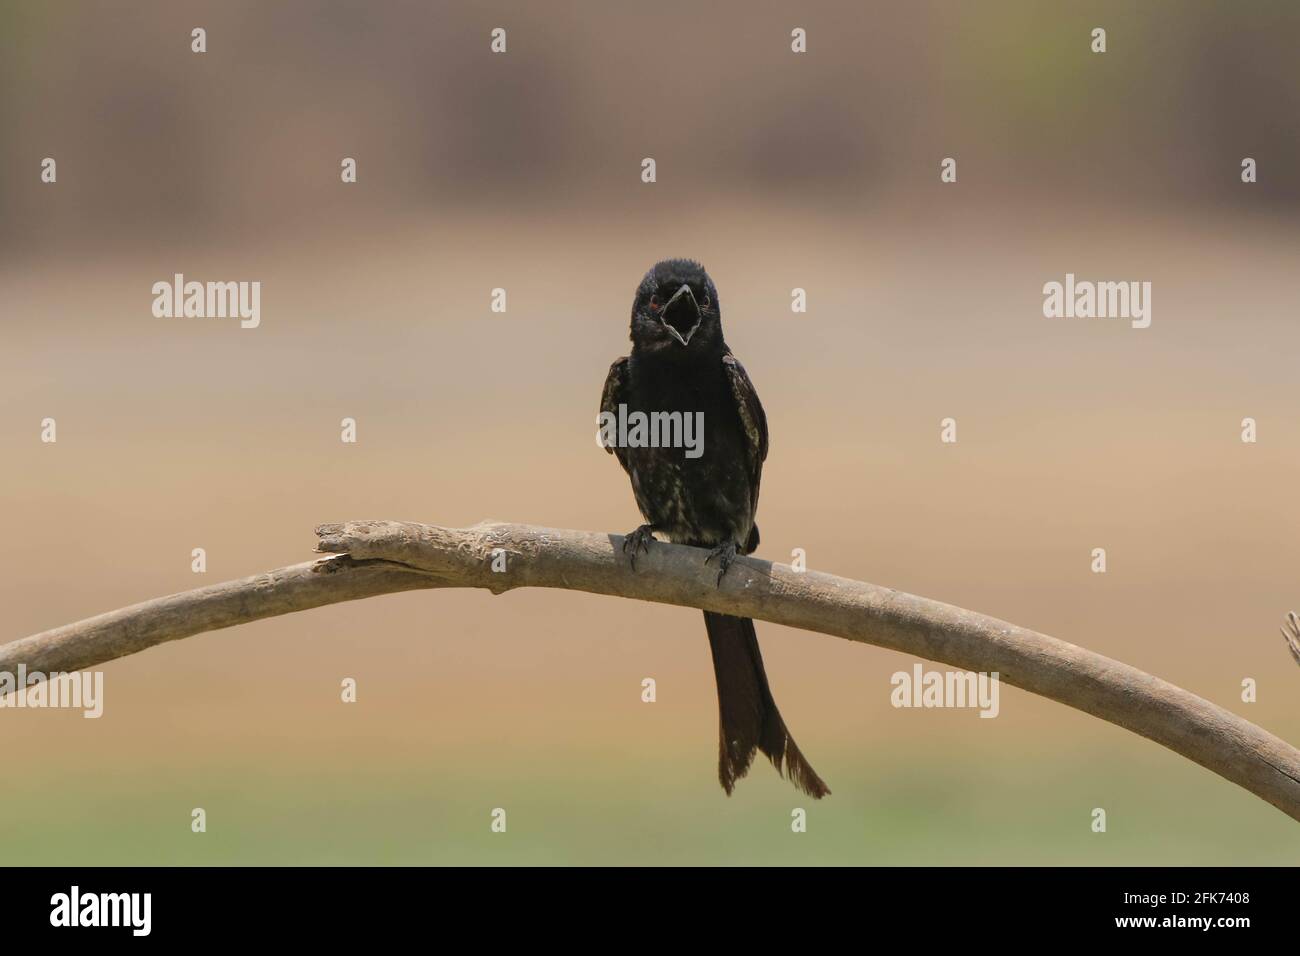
660 284 701 345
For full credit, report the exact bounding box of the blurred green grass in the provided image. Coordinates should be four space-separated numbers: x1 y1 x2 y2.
5 748 1296 865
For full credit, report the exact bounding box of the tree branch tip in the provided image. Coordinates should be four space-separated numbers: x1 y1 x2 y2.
314 523 352 556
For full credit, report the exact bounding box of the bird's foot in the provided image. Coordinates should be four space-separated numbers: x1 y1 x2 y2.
704 541 738 587
622 524 656 571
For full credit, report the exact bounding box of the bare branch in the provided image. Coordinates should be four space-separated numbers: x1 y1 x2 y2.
3 519 1298 821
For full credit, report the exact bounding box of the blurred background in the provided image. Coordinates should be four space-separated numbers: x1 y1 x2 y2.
2 0 1299 864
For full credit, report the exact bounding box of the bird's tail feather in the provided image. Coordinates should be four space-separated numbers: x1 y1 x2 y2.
703 611 830 799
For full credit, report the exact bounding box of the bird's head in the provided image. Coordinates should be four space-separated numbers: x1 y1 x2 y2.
630 259 721 354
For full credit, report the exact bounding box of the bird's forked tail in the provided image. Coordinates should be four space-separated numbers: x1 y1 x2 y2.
703 611 830 798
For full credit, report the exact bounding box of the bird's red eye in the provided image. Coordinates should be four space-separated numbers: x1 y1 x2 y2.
649 295 660 310
701 296 710 309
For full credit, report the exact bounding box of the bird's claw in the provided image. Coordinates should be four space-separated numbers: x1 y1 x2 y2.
622 525 655 571
704 542 738 587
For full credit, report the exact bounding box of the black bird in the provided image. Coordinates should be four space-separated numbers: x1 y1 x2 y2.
599 258 829 798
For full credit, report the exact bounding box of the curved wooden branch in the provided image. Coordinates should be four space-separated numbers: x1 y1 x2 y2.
3 519 1298 821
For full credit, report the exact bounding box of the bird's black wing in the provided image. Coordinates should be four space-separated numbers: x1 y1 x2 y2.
722 350 768 529
600 356 632 473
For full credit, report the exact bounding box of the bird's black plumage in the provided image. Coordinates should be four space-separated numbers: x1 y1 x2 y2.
600 258 829 798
